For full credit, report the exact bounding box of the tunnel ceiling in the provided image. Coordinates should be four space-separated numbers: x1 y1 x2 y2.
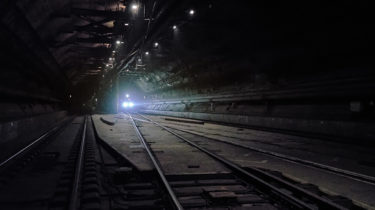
0 0 374 103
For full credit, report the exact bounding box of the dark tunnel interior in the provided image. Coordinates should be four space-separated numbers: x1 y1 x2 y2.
0 1 374 209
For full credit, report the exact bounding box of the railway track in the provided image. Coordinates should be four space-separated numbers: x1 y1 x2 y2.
128 112 357 210
142 115 375 186
0 116 173 209
0 116 96 210
0 113 368 209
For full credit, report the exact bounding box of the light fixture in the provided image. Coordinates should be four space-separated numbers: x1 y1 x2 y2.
131 4 139 10
154 42 159 47
124 23 129 26
116 40 121 45
126 94 130 98
145 51 149 55
106 64 109 67
122 102 128 108
129 102 134 107
189 9 195 15
69 94 72 98
173 25 177 30
112 50 116 53
109 58 113 61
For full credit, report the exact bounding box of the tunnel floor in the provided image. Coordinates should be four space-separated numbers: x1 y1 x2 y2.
0 114 373 210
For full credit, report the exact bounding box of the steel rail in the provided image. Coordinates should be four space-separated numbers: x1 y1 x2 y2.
176 126 375 185
136 113 348 210
0 118 70 169
136 114 375 185
68 116 87 210
127 113 184 210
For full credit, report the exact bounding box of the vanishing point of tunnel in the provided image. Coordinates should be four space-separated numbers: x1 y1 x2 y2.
0 1 374 210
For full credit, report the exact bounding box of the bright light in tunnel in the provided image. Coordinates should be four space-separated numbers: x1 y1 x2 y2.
122 102 134 108
189 9 195 15
131 4 139 11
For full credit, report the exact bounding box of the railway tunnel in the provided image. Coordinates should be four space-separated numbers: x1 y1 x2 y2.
0 0 374 209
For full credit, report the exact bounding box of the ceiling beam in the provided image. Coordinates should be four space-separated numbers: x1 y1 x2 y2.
72 8 126 18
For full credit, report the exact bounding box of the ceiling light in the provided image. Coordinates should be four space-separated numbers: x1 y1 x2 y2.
116 40 121 45
126 94 130 98
106 64 109 67
154 42 159 47
131 4 139 10
112 50 116 53
145 51 149 55
173 25 177 30
124 23 129 26
189 9 195 15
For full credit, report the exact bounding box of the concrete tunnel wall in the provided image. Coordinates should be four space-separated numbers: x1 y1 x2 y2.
0 111 68 162
140 98 375 145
